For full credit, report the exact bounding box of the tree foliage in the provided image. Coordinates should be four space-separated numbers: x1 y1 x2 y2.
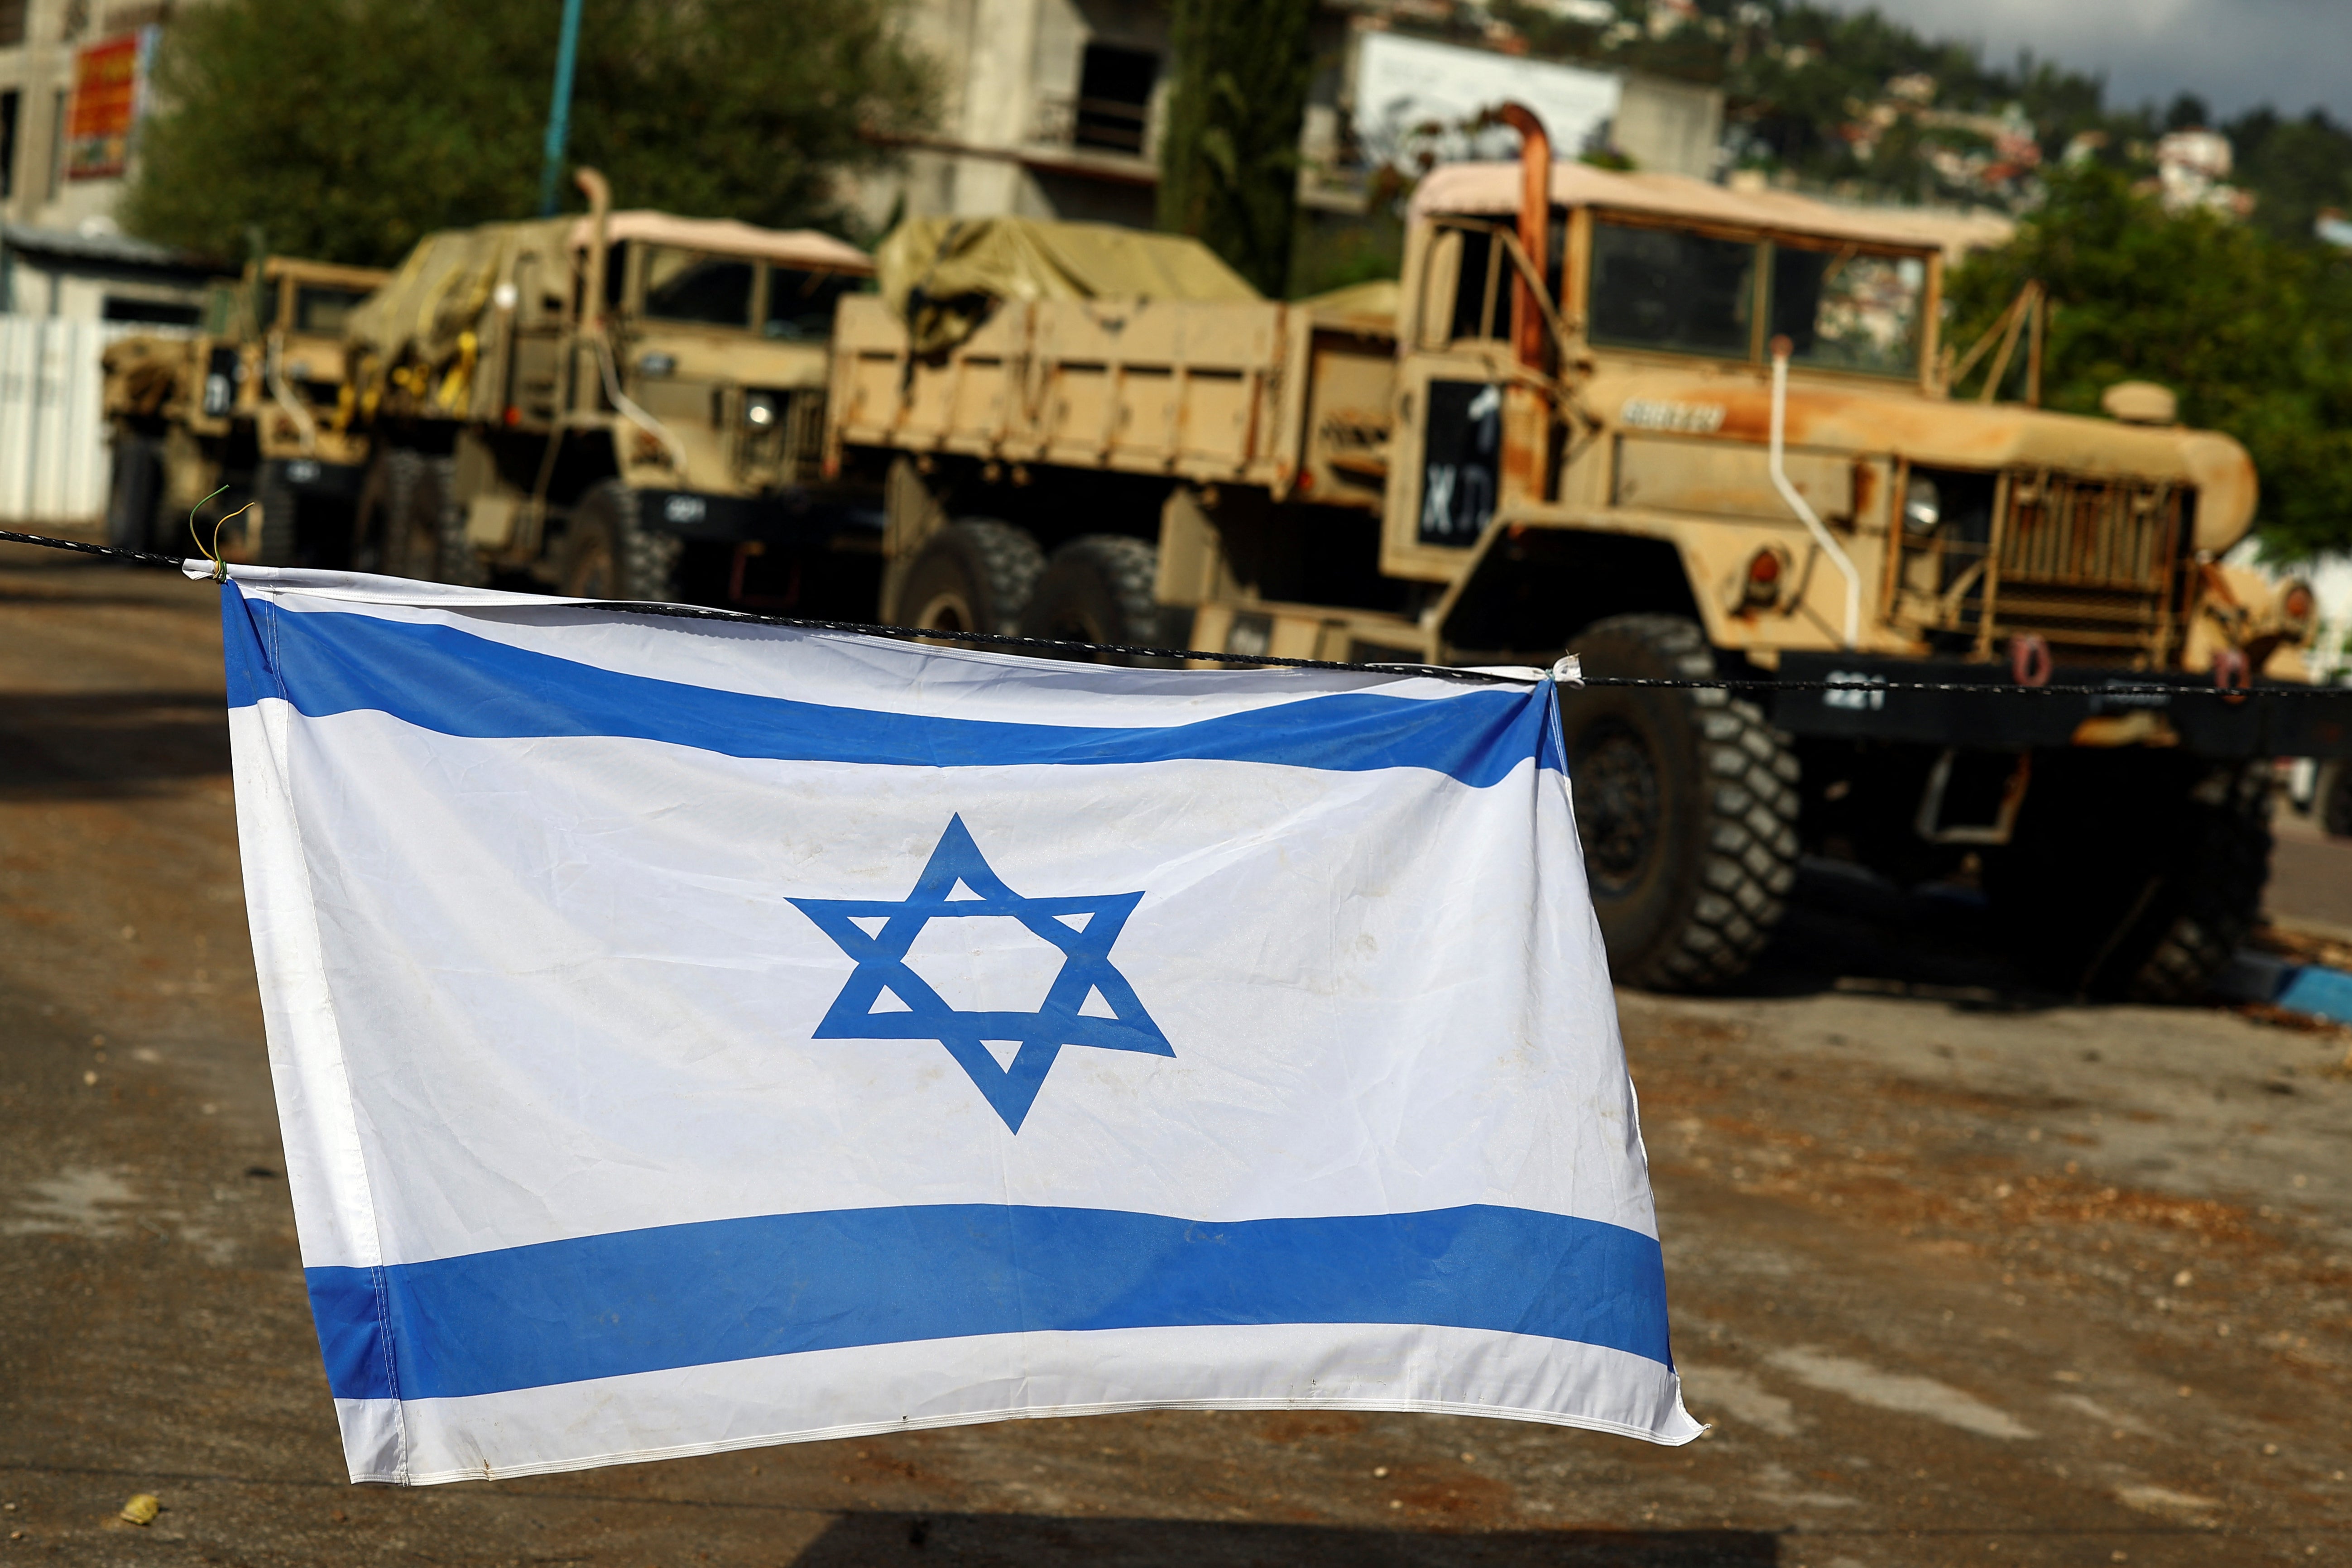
1488 0 2352 233
124 0 934 268
1157 0 1315 296
1949 166 2352 558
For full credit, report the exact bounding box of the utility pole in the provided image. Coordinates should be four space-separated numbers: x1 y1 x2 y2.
537 0 586 216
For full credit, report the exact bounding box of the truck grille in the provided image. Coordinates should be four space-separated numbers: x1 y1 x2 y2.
1891 467 2189 665
1992 471 2186 657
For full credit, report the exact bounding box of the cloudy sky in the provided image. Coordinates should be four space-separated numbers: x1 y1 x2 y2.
1819 0 2352 122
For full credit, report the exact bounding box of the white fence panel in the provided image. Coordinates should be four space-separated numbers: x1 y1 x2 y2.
0 314 178 527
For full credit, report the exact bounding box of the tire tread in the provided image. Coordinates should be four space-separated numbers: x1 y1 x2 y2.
1572 613 1800 991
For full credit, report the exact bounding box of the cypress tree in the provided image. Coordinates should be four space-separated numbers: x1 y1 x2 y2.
1156 0 1315 296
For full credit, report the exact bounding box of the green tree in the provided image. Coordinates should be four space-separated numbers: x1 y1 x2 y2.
1949 165 2352 558
124 0 934 268
2224 107 2352 247
1157 0 1315 296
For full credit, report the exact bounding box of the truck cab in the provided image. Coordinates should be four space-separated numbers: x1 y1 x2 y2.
101 255 386 562
1393 160 2265 680
348 186 877 608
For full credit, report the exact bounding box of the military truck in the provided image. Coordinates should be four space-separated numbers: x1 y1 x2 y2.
826 105 2352 1001
341 171 878 609
101 255 386 562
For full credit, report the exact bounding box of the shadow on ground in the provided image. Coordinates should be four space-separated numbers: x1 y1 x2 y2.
793 1512 1780 1566
1703 856 2055 1010
0 690 231 796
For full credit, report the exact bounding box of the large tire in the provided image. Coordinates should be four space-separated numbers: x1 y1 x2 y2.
1985 755 2271 1002
105 434 163 554
423 457 488 586
361 451 481 585
897 518 1045 639
558 480 682 603
1017 534 1171 663
351 450 402 575
1558 614 1800 990
253 465 299 566
365 450 433 580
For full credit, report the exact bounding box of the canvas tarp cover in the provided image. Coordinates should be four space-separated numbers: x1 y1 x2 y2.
349 213 875 377
876 217 1261 357
346 218 575 374
1296 278 1401 324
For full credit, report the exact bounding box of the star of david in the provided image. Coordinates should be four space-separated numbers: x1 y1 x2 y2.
788 815 1171 1132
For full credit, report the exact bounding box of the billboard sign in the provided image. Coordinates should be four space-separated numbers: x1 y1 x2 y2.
1352 32 1619 173
65 28 159 182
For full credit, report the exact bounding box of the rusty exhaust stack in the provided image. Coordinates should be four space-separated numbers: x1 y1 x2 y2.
575 166 612 333
1493 102 1550 372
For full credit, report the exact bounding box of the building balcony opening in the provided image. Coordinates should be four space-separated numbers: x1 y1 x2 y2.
1072 43 1156 156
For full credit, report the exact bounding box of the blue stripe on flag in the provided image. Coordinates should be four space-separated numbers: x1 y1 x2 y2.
305 1203 1669 1401
220 586 1551 787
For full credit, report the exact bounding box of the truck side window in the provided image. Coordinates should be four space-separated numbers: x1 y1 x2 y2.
764 267 861 342
642 246 754 329
1437 210 1565 351
293 287 368 335
1447 226 1507 344
1588 220 1756 359
1769 245 1926 378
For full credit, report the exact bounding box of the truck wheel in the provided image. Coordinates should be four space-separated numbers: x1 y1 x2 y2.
1559 614 1800 990
254 465 300 567
105 434 163 553
898 519 1044 638
370 451 434 580
1986 757 2271 1002
559 480 682 602
422 457 487 587
352 450 402 574
381 454 482 587
1018 534 1170 662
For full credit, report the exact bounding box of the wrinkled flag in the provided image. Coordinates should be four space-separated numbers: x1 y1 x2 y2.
206 564 1698 1484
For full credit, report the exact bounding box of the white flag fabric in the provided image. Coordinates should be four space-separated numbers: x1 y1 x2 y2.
206 564 1699 1485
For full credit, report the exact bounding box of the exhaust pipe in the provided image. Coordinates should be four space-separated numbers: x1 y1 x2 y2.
1768 334 1861 648
1493 103 1550 373
575 166 612 334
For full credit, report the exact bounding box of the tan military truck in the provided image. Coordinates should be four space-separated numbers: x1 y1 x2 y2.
341 172 877 608
826 107 2352 1001
101 255 385 561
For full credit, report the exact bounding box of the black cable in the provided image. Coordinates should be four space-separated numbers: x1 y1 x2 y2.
0 527 190 571
5 525 2344 699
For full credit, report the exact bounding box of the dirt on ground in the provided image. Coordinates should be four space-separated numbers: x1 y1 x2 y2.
0 545 2344 1566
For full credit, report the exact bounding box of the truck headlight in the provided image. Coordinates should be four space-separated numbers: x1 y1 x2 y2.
2281 579 2316 636
1903 474 1941 535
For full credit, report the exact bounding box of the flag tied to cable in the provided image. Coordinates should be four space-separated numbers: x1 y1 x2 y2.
207 564 1699 1485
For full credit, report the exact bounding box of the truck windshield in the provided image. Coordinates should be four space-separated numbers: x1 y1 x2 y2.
1588 220 1755 359
643 247 754 328
765 267 862 342
1770 245 1926 377
293 286 369 335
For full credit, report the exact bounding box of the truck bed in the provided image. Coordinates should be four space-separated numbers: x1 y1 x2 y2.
827 294 1396 508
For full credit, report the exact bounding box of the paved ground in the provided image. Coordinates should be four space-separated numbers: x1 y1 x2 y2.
2270 802 2352 935
1 546 2346 1566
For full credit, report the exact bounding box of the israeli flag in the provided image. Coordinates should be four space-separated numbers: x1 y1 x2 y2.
206 565 1699 1485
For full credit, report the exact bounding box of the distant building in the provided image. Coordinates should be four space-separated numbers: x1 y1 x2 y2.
2152 128 2254 220
0 0 214 323
849 0 1173 234
0 0 213 532
847 0 1726 237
